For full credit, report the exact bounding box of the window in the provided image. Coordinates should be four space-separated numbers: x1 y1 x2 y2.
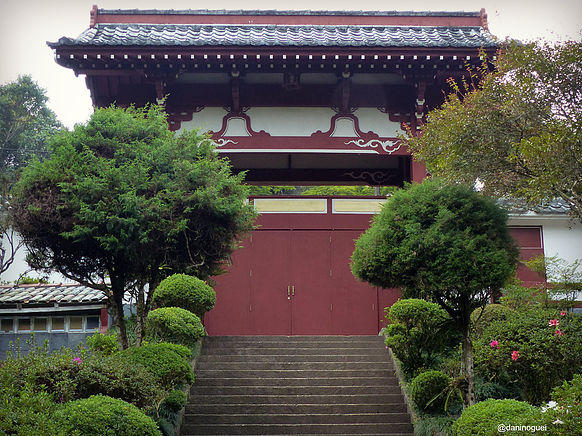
34 318 48 332
69 316 83 331
17 318 31 332
51 317 65 331
86 316 100 330
1 318 13 333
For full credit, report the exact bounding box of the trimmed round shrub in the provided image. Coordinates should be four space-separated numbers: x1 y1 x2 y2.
452 399 540 436
384 298 454 375
161 389 188 413
153 273 216 318
52 395 161 436
119 343 194 389
470 304 515 337
410 370 455 412
153 342 193 360
145 307 205 347
86 332 120 356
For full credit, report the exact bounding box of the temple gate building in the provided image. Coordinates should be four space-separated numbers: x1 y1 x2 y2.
47 6 549 335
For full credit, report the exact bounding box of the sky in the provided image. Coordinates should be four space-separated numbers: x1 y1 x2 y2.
0 0 581 129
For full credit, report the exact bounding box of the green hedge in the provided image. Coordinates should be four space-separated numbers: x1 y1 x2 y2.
410 370 457 413
52 395 161 436
153 274 216 318
145 307 205 347
452 399 540 436
119 342 194 389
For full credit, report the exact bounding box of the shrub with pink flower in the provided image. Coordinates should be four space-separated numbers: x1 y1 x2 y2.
560 310 567 316
554 329 564 337
511 350 520 361
490 340 499 348
549 319 559 327
72 357 82 364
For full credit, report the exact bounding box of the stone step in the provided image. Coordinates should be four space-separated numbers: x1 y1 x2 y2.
203 335 384 343
185 403 409 415
193 376 399 387
184 413 411 425
195 361 394 371
195 369 396 378
180 422 413 435
188 393 404 405
197 353 389 363
202 347 388 356
190 385 401 396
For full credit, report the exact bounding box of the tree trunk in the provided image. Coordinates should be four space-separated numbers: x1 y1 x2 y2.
108 280 129 350
134 285 145 347
460 327 476 407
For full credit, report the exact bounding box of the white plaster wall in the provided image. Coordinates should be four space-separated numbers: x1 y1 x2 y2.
354 108 404 137
178 107 227 133
246 107 336 136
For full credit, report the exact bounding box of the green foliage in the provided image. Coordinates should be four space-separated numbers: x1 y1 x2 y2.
474 310 582 404
86 332 120 356
10 104 256 348
384 298 453 375
161 389 188 413
471 304 515 336
351 180 518 311
410 370 456 412
52 395 161 436
452 399 540 436
247 185 296 195
15 275 49 285
153 273 216 318
0 346 162 411
0 75 62 178
145 307 205 347
0 384 61 436
405 41 582 221
414 414 456 436
540 374 582 435
152 342 193 361
119 343 194 389
302 185 396 196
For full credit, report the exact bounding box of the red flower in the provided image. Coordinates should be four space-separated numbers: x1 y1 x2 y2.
511 350 520 361
490 340 499 348
555 329 564 336
560 311 567 316
549 319 559 327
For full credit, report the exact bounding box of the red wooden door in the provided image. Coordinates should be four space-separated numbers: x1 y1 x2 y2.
331 231 379 335
249 231 292 334
290 231 333 335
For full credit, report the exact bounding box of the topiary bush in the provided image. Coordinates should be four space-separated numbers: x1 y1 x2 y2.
119 343 194 389
86 332 120 356
52 395 161 436
452 399 540 436
161 389 188 413
410 370 457 413
383 298 455 375
145 307 205 347
474 309 582 404
470 304 515 337
152 274 216 318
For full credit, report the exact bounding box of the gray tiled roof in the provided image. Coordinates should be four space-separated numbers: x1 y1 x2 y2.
50 24 496 49
98 9 483 17
0 284 106 306
499 198 571 216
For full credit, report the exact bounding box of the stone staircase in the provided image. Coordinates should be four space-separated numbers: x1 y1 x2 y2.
181 336 413 435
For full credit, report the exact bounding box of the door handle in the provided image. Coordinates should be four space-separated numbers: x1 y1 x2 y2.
292 285 295 296
287 285 291 299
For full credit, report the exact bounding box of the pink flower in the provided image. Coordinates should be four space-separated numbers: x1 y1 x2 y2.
511 350 520 361
560 311 567 316
555 329 564 337
549 319 559 327
73 357 82 364
490 340 499 349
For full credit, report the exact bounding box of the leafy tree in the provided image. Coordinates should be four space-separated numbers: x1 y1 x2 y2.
0 76 62 277
351 180 519 406
301 185 396 196
405 41 582 221
11 104 255 348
